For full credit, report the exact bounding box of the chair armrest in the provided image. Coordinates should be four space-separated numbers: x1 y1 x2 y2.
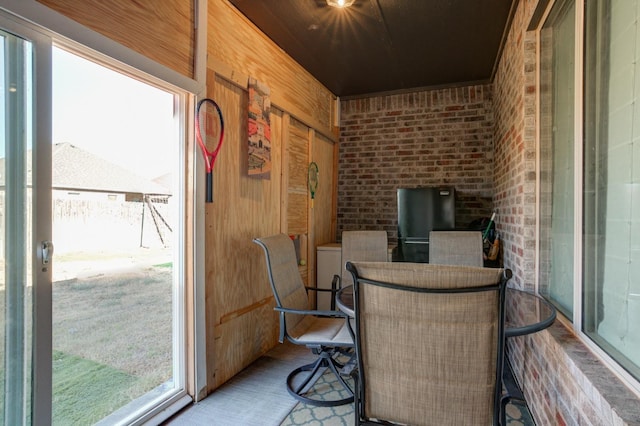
274 306 352 344
305 286 337 293
331 275 341 310
274 306 348 319
332 274 341 289
305 279 341 294
305 275 342 310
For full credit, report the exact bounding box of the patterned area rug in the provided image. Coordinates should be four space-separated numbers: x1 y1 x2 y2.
280 370 355 426
280 354 535 426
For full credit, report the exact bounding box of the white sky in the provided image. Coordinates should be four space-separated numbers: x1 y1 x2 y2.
52 47 175 179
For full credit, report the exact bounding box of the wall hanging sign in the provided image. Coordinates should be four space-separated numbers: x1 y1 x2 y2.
247 77 271 179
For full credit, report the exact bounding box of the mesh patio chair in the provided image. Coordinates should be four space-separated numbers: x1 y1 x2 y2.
254 234 354 406
339 230 389 288
347 261 512 426
321 230 388 311
429 230 484 267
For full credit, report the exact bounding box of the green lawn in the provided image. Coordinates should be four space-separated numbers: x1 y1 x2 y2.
52 351 137 425
1 250 174 424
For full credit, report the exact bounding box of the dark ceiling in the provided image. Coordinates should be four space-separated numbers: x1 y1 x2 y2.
228 0 517 98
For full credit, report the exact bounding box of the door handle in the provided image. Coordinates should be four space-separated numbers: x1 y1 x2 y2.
41 241 54 265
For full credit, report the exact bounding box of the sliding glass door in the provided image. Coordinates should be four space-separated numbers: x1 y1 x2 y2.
1 27 34 426
1 20 53 425
50 47 186 425
1 12 190 424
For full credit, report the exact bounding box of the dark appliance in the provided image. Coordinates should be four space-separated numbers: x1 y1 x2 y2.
395 187 456 263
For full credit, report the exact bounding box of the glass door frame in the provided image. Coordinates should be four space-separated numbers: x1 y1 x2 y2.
1 12 53 425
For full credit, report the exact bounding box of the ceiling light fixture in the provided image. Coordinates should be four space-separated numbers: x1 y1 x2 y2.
326 0 355 8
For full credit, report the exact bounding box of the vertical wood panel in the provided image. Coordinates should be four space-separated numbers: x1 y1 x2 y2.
280 114 291 234
310 133 337 291
287 194 308 235
287 119 309 241
307 129 316 289
287 119 309 289
288 124 310 196
312 134 336 246
206 76 282 389
36 0 195 78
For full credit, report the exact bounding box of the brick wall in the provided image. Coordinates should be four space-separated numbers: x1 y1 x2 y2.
495 0 640 425
337 86 495 243
493 1 536 290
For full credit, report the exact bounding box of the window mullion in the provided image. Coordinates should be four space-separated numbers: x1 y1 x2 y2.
573 0 584 331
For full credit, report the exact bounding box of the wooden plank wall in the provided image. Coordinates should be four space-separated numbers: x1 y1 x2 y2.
205 1 338 392
205 72 283 388
36 0 195 78
207 1 338 141
30 0 339 397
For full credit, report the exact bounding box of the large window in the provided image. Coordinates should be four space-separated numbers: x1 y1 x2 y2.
539 0 640 385
539 0 576 317
582 0 640 381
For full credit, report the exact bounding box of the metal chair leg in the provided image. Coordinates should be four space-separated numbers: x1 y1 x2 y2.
286 351 354 407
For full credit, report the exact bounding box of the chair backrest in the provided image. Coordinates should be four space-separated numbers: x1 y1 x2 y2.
347 261 508 426
253 234 310 336
340 230 388 287
429 230 483 267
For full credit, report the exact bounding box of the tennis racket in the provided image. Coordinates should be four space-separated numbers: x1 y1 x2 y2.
308 162 319 209
196 98 224 203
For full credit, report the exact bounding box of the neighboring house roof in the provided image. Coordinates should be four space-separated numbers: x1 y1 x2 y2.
153 172 173 193
0 142 171 196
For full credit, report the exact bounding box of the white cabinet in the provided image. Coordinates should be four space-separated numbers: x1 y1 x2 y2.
316 243 341 310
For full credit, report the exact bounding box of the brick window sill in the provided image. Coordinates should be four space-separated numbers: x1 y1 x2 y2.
508 318 640 425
